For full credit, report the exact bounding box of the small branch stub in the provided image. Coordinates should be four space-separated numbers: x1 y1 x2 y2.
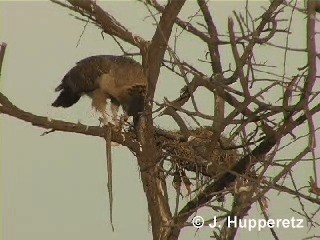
0 42 7 75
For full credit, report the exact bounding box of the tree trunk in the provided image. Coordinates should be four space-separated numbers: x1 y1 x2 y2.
137 113 182 240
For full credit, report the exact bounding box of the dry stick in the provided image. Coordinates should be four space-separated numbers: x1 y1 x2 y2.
271 183 320 205
0 42 7 75
104 125 114 231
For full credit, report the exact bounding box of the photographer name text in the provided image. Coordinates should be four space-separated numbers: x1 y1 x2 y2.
192 216 304 231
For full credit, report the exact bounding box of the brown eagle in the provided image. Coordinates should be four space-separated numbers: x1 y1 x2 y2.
52 55 148 128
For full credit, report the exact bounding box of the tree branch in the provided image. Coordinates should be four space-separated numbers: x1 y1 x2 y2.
0 42 7 75
0 92 140 152
145 0 187 98
176 98 320 224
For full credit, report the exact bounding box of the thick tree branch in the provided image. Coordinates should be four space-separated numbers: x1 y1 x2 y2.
0 92 140 152
137 2 187 240
145 0 187 98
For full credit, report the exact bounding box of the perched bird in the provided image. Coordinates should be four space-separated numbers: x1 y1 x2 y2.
52 55 148 129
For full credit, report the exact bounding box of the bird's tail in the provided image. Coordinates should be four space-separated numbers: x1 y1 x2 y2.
52 86 81 108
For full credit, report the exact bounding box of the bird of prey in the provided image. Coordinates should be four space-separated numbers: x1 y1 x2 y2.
52 55 148 129
52 55 148 230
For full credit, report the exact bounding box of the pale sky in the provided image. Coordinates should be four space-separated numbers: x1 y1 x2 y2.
1 1 319 240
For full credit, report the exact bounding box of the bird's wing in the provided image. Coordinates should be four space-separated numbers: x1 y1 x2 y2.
57 55 147 94
56 55 117 94
52 55 148 110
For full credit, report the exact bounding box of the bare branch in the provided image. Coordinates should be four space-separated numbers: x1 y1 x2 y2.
145 0 187 98
0 92 140 151
0 42 7 75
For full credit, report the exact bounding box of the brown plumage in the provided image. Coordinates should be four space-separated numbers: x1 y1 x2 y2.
52 55 148 128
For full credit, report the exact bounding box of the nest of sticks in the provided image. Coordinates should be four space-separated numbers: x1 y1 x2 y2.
156 127 240 178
